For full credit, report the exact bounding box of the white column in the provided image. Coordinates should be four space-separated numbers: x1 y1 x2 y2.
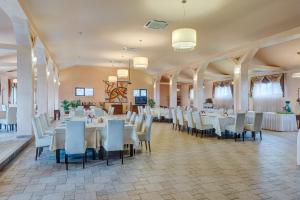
0 75 9 105
47 62 55 117
180 84 190 107
153 76 161 107
233 64 248 112
36 46 48 115
193 64 208 111
169 74 177 108
54 70 59 109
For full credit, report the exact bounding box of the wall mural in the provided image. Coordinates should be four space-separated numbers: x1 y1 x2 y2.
104 81 128 103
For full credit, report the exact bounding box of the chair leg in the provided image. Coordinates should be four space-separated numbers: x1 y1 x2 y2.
83 154 85 169
65 154 68 170
242 132 245 142
38 147 43 157
260 131 262 140
148 141 151 153
121 151 124 165
234 133 237 142
145 141 147 150
106 151 109 166
253 131 256 141
35 147 38 160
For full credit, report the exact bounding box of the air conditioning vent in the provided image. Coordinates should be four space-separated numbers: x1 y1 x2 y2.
144 19 168 29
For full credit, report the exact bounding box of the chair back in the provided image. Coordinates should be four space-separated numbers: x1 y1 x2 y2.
145 106 151 115
65 121 86 154
1 105 7 111
74 109 85 117
134 114 144 132
186 111 195 128
177 109 184 126
77 106 84 110
192 112 202 130
94 108 104 117
253 112 263 132
39 114 49 132
32 117 43 139
126 111 132 122
129 112 136 124
171 108 177 124
142 115 153 141
104 120 124 151
108 107 115 115
6 107 17 124
44 113 51 127
235 113 246 134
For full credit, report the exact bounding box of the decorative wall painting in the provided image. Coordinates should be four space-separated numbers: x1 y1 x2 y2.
104 81 128 103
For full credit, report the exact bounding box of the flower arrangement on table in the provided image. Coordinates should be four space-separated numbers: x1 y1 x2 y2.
277 100 294 114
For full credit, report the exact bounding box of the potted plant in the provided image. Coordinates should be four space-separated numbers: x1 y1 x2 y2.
148 99 155 108
69 100 81 109
61 100 70 114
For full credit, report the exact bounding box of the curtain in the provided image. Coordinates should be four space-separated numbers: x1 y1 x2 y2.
252 76 284 112
214 85 233 109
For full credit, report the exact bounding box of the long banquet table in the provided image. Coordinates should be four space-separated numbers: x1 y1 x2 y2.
50 116 139 162
247 111 297 132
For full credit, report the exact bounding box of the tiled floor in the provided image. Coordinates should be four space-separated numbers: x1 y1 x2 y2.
0 123 300 200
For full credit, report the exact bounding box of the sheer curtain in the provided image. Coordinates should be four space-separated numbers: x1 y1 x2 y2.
252 81 283 112
214 85 233 109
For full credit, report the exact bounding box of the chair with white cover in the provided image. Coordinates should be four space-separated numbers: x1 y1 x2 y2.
108 106 115 115
186 111 195 134
0 107 17 131
65 121 86 170
94 108 104 117
134 114 144 132
125 111 132 122
32 117 52 160
129 112 136 124
102 119 125 165
225 113 246 141
171 108 178 130
137 115 153 152
244 112 263 140
1 105 7 111
39 114 54 135
177 109 186 131
74 109 85 117
192 112 213 137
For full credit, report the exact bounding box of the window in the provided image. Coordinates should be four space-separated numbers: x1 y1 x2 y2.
214 85 233 108
133 89 147 105
75 87 94 96
252 82 283 112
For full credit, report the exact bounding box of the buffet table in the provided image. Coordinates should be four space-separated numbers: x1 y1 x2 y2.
247 111 297 132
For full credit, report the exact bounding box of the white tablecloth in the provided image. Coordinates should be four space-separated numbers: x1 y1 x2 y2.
201 114 235 136
247 111 297 132
50 117 139 151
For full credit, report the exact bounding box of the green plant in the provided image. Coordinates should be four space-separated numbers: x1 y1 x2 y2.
148 99 155 108
61 100 70 112
70 100 81 109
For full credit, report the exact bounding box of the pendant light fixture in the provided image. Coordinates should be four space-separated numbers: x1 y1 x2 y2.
172 0 197 51
133 40 148 69
117 69 128 78
108 76 117 82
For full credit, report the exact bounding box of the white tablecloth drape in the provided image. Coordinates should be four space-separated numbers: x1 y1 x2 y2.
247 111 297 132
201 115 235 136
50 120 139 151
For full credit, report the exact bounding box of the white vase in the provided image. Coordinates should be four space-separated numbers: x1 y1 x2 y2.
297 130 300 166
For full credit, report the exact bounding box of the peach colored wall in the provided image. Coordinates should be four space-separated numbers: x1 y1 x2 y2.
160 84 169 107
59 66 153 110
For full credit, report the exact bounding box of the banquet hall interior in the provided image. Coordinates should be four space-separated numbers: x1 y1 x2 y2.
0 0 300 199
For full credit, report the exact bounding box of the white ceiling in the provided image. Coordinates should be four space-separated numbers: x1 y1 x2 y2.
19 0 300 74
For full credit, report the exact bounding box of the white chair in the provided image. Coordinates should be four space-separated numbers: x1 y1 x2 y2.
1 105 7 111
32 117 51 160
39 114 54 135
137 115 153 152
134 114 144 132
65 121 86 170
102 119 125 165
225 113 246 141
171 108 178 130
77 106 84 110
94 108 104 117
74 109 85 117
186 111 195 135
177 109 186 131
125 111 132 122
129 112 136 124
0 107 17 131
192 112 213 137
108 106 115 115
244 112 263 140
